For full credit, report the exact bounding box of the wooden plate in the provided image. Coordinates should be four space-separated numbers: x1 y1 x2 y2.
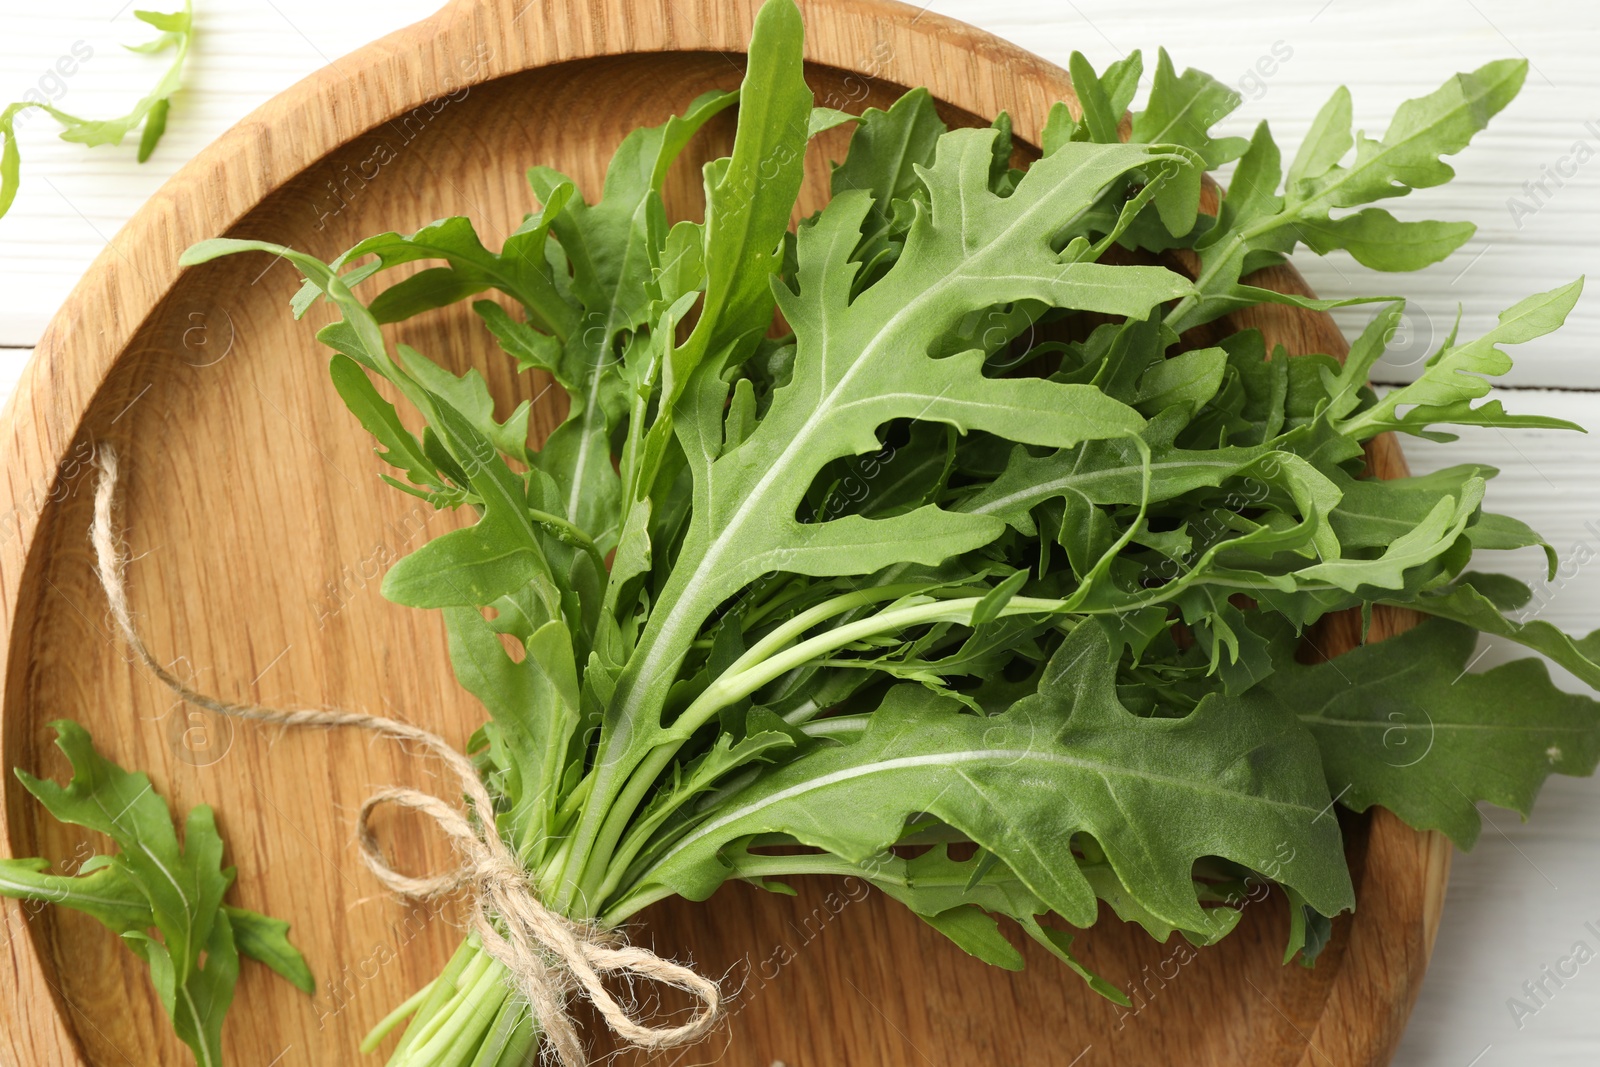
0 1 1450 1064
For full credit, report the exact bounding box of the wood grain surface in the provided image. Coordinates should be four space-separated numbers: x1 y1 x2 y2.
0 1 1447 1064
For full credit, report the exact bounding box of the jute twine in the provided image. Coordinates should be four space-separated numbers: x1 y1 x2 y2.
89 445 721 1065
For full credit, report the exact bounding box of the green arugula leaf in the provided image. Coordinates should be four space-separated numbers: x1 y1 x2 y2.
1255 620 1600 847
1163 59 1528 333
568 131 1198 910
1131 48 1251 169
628 623 1352 938
1338 280 1586 440
0 855 152 933
224 905 315 995
1398 572 1600 689
827 86 946 290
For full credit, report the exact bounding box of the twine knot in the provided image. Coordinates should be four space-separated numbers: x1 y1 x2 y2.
90 446 722 1066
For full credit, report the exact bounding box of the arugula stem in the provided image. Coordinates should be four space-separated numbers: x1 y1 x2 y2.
554 582 929 912
407 949 516 1066
727 583 936 678
385 938 480 1064
593 712 880 908
738 580 816 632
574 595 1079 911
800 714 871 739
1164 216 1280 334
538 824 580 901
466 999 538 1067
362 979 437 1054
596 845 896 926
682 595 1076 732
402 950 494 1056
526 507 606 575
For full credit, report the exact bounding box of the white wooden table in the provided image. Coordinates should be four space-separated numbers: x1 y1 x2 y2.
3 2 1598 1064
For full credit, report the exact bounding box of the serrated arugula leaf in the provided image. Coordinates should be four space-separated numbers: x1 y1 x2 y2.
828 87 946 290
292 207 576 331
527 86 745 549
571 133 1199 902
382 510 547 608
1287 86 1353 189
184 238 574 629
1325 464 1554 579
621 0 813 545
223 905 315 995
1299 474 1481 592
1067 52 1121 145
449 610 582 870
674 3 811 373
1338 280 1585 440
629 623 1352 938
328 353 464 506
964 423 1290 537
1254 620 1600 847
1298 210 1477 272
873 847 1132 1002
1131 48 1251 169
1163 59 1528 333
1397 572 1600 689
1 722 311 1066
0 855 152 932
1300 59 1527 207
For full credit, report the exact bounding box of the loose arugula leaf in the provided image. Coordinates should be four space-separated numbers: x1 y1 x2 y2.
0 855 152 933
1 722 311 1066
223 905 315 995
0 2 193 220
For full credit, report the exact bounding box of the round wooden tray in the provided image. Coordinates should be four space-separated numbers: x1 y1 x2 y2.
0 1 1450 1063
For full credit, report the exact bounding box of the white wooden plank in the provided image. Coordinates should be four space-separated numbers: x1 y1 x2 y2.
0 348 28 406
1403 766 1600 1067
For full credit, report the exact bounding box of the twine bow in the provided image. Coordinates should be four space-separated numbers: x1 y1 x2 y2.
89 446 722 1066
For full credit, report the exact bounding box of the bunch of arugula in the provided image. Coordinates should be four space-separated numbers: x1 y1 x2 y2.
180 1 1600 1062
0 1 193 221
0 721 312 1066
